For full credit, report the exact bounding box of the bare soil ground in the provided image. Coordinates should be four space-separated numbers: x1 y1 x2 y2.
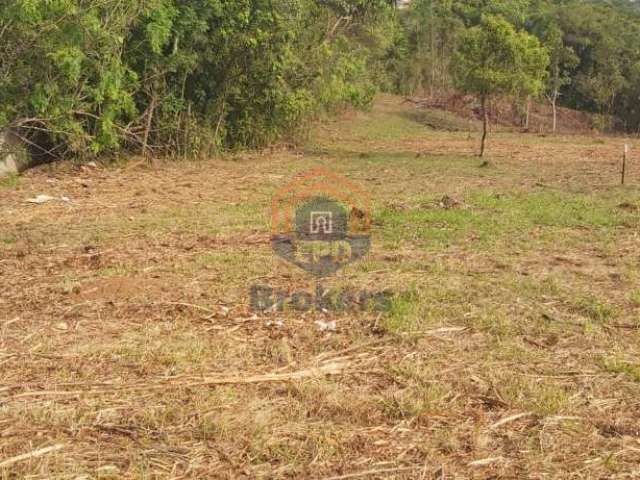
1 95 640 479
408 93 598 134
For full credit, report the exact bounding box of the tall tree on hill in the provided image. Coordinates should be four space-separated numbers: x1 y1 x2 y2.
453 15 548 159
543 23 578 133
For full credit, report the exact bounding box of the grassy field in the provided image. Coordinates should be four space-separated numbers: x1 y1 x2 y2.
1 95 640 479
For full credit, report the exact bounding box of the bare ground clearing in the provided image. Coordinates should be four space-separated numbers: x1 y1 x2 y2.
1 96 640 479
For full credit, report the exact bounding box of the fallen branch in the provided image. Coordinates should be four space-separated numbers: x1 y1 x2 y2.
323 466 421 480
401 326 469 336
468 456 504 467
326 15 352 40
489 411 535 430
606 323 640 330
0 444 65 469
157 301 218 315
185 362 349 387
5 362 351 400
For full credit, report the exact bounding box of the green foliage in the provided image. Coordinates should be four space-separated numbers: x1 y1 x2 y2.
392 0 640 132
6 0 640 159
453 0 532 27
0 0 139 154
0 0 393 157
0 173 19 189
453 15 548 100
539 20 578 101
395 0 464 94
451 14 547 155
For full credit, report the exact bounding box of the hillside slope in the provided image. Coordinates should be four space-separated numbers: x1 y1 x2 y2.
407 93 598 134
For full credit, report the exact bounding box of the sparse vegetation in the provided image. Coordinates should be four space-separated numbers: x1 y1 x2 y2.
600 356 640 383
2 96 640 477
0 173 19 189
2 2 640 477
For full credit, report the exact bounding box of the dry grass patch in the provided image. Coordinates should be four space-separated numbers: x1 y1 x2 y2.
2 95 640 478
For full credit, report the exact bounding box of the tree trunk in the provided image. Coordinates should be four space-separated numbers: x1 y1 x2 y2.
480 95 488 158
429 0 435 97
551 91 558 134
525 96 531 130
142 95 157 158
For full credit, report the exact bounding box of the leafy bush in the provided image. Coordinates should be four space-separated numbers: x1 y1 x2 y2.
0 0 394 158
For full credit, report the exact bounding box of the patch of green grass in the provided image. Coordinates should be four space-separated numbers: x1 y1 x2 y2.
382 287 421 333
194 251 248 268
599 356 640 382
630 290 640 306
574 295 619 322
224 202 266 231
515 275 562 299
375 204 493 248
356 259 390 273
354 255 427 277
378 383 453 422
0 173 19 189
188 250 274 282
471 190 633 229
400 107 479 132
86 200 265 243
492 339 540 364
473 310 519 339
96 264 137 278
0 235 16 245
345 112 428 141
373 189 638 254
502 378 571 416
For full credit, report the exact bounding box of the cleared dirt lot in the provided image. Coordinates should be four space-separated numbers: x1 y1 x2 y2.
1 96 640 478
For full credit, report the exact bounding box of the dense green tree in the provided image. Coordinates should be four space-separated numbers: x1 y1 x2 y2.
453 0 532 27
392 0 640 133
0 0 139 157
0 0 394 159
452 15 548 157
537 0 640 131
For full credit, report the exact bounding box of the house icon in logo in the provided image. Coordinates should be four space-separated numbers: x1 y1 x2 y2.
310 212 334 235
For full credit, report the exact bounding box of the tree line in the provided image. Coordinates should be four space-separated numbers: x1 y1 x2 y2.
1 0 639 161
391 0 640 136
0 0 394 159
